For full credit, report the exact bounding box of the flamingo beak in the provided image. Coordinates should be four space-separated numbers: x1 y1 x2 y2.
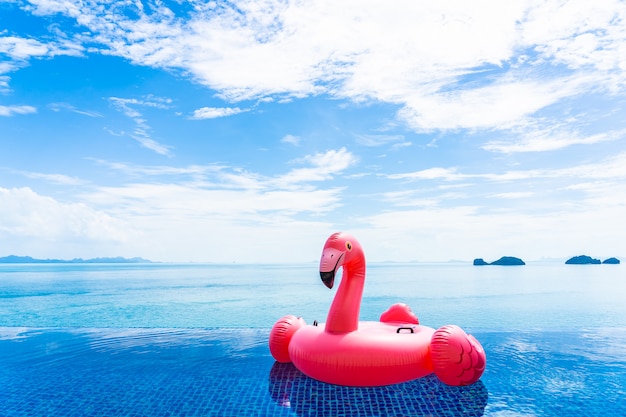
320 270 335 289
319 248 343 289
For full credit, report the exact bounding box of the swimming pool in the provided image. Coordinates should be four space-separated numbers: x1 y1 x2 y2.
2 327 625 416
1 263 625 415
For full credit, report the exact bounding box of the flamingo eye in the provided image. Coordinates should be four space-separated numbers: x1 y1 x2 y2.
346 241 352 251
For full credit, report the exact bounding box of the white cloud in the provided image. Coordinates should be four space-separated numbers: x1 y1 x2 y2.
523 0 626 71
378 153 626 225
15 171 87 186
0 150 355 261
352 200 626 262
0 36 52 60
558 152 626 180
130 136 173 157
108 96 173 156
16 0 625 133
0 104 36 116
355 134 407 147
59 149 355 260
71 153 355 261
190 106 246 119
89 159 226 179
388 167 464 182
3 147 625 262
109 96 171 115
482 128 624 153
281 134 301 146
398 79 570 131
380 190 442 208
275 147 357 186
48 102 103 117
109 97 143 118
84 183 342 218
490 192 535 199
93 151 356 189
0 75 10 93
0 187 131 247
387 152 626 184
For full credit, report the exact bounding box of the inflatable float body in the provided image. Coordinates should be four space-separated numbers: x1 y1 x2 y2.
269 232 486 387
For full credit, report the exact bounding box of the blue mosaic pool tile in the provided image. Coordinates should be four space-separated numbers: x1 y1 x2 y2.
1 328 626 416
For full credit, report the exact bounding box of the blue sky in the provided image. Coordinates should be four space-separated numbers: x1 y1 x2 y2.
2 0 626 263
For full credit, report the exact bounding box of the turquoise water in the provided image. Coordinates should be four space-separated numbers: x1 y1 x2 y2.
2 262 625 329
1 262 625 416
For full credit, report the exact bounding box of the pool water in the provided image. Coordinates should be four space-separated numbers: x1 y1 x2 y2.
2 327 625 416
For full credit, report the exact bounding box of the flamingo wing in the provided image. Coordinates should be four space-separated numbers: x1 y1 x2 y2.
430 325 486 386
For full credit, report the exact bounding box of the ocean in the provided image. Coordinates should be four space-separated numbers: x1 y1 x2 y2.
1 262 624 330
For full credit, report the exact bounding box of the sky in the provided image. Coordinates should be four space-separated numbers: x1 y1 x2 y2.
1 0 626 263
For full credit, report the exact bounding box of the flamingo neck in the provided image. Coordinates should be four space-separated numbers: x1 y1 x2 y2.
325 255 365 334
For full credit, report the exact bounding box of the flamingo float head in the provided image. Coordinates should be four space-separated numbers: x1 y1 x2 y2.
319 232 364 289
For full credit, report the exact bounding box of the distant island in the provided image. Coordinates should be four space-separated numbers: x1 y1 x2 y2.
473 256 525 266
0 255 153 264
603 257 621 264
565 255 620 265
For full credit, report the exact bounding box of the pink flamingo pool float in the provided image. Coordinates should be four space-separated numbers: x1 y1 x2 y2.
269 232 486 387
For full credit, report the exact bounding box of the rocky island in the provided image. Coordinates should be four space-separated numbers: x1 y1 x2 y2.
473 256 525 266
565 255 621 264
565 255 601 264
603 257 621 264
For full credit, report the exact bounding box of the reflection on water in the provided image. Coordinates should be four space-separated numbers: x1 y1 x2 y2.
268 362 488 417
